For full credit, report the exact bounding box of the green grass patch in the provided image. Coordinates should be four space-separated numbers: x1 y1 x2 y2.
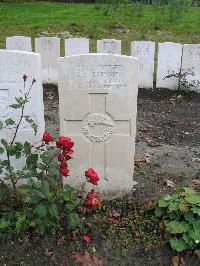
0 2 199 54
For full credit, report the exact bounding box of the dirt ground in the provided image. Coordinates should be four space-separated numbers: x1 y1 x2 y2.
0 86 200 266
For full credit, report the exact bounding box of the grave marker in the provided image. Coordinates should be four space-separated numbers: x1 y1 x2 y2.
181 44 200 92
6 36 32 52
35 37 60 84
58 54 138 197
65 38 89 56
97 39 121 54
131 41 155 88
0 50 45 172
156 42 183 89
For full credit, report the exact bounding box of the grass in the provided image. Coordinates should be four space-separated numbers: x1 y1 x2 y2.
0 2 199 55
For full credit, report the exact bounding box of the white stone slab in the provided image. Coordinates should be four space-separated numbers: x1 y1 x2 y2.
97 39 121 54
181 44 200 92
6 36 32 52
35 37 60 84
65 38 89 56
131 41 155 88
58 54 139 198
156 42 183 89
0 50 45 175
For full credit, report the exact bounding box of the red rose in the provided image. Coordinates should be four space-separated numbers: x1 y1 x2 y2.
85 168 99 185
82 235 91 242
42 131 53 144
85 189 100 209
56 136 74 150
59 165 69 177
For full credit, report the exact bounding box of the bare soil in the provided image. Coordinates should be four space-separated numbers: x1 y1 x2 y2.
0 86 199 266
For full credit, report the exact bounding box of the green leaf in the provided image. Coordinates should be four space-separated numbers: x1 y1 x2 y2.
168 202 179 212
41 181 50 195
154 205 166 218
0 217 11 229
15 213 27 233
0 147 4 154
9 103 22 109
170 238 188 252
16 142 23 151
26 154 38 167
165 220 190 234
158 195 172 207
184 211 195 223
68 212 82 229
179 202 189 213
189 228 200 242
191 206 200 216
35 204 47 217
23 141 31 156
1 139 8 147
49 204 58 217
185 193 200 204
31 123 38 136
7 145 17 156
182 233 195 247
5 118 15 126
40 152 49 164
0 121 3 129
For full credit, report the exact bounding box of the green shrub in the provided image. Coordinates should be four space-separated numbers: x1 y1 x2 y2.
154 187 200 252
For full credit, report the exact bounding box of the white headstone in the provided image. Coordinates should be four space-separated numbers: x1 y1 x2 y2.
6 36 32 52
35 37 60 84
58 54 138 197
156 42 183 89
181 44 200 92
131 41 155 88
65 38 89 56
97 39 121 54
0 50 45 165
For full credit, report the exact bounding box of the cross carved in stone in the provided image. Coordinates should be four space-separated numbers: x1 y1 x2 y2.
64 91 131 179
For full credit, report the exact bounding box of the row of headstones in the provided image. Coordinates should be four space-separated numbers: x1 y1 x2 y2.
6 36 200 91
0 50 138 198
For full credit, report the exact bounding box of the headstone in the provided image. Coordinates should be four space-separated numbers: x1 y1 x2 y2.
65 38 89 56
97 39 121 54
6 36 32 52
0 50 45 173
58 54 139 197
131 41 155 88
35 37 60 84
156 42 183 89
181 44 200 92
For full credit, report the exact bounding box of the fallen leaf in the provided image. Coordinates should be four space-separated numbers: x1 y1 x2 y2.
72 251 104 266
172 255 185 266
142 200 155 210
191 179 200 186
57 235 66 246
194 249 200 259
165 179 175 188
44 247 56 261
192 157 200 162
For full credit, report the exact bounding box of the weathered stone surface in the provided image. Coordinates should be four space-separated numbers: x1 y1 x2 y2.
65 38 89 56
35 37 60 84
6 36 32 52
97 39 121 54
131 41 155 88
156 42 183 89
0 50 45 173
58 54 138 197
181 44 200 92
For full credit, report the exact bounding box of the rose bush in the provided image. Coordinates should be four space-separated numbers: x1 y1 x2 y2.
0 76 101 236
